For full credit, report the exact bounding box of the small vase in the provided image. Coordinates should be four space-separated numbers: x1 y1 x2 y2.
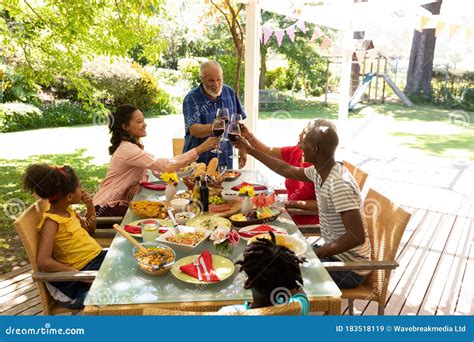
241 196 253 214
165 184 177 201
216 241 234 258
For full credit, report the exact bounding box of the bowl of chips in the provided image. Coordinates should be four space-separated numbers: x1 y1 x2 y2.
130 200 169 219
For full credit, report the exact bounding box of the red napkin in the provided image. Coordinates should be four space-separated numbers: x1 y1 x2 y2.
231 182 267 191
124 225 141 234
239 224 286 238
179 250 220 282
140 182 166 191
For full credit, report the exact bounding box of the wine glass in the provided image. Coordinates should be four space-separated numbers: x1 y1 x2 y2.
217 108 230 141
231 113 243 124
227 123 241 159
211 118 225 154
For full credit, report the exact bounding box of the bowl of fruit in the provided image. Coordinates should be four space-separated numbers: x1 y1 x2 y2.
229 207 281 227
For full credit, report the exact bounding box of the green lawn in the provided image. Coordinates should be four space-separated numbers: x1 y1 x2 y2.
0 149 107 274
259 101 362 119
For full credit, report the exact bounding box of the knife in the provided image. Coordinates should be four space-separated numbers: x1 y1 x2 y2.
199 257 210 281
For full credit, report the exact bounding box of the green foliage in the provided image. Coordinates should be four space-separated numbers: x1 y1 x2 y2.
177 57 204 88
219 54 245 98
431 70 474 109
265 67 292 90
0 0 167 104
80 56 172 111
462 88 474 108
1 66 41 104
0 102 43 132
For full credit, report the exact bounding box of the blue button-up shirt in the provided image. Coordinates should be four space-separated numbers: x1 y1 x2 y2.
183 84 246 169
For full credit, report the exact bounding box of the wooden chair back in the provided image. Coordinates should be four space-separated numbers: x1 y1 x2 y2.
143 301 303 316
343 160 368 191
363 189 411 304
13 200 77 315
172 138 185 157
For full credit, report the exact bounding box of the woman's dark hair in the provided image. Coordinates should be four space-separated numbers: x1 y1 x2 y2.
23 164 79 203
108 104 143 155
236 232 306 297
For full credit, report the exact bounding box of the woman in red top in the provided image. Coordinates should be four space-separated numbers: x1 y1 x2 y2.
240 126 319 226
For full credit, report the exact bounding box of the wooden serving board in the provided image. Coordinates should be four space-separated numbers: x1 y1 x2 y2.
207 200 242 218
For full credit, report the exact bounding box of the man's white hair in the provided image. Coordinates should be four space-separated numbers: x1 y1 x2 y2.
200 60 222 78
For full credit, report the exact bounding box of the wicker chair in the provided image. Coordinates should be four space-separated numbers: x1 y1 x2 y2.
172 138 185 157
342 160 368 192
13 199 113 315
322 189 411 315
143 301 303 316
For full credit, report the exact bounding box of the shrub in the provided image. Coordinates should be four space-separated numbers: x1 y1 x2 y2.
80 56 172 112
219 55 245 97
177 57 206 88
0 102 43 132
462 88 474 108
265 67 292 90
1 67 41 104
41 100 97 127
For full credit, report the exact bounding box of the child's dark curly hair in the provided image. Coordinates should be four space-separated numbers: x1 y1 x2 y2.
236 232 306 294
23 164 79 203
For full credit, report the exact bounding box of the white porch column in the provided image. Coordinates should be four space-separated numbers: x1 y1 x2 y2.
243 0 260 170
337 0 353 148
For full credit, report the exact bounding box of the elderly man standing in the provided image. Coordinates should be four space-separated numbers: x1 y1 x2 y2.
182 61 246 169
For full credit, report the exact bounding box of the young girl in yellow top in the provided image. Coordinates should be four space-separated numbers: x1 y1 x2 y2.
24 164 106 309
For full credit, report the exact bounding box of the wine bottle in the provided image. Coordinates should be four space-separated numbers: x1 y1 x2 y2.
200 177 209 212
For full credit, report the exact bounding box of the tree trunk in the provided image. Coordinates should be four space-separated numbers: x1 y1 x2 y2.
351 52 360 96
235 47 242 97
404 0 443 96
259 47 266 89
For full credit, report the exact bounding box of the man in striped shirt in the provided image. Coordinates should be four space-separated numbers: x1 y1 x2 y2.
236 119 371 288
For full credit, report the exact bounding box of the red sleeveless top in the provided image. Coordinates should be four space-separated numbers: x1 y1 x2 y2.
281 146 320 225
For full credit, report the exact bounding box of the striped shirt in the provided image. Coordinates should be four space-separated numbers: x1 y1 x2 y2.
304 163 371 275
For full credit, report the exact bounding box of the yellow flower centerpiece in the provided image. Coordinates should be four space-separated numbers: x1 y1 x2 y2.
160 172 179 201
160 172 179 186
239 185 255 213
239 185 255 197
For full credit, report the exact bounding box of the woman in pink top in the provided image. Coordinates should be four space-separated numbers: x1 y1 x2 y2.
94 104 219 217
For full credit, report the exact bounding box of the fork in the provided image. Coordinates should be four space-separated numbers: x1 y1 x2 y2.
193 259 202 281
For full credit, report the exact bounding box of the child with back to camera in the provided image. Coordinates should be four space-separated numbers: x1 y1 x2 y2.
219 232 309 315
23 164 106 309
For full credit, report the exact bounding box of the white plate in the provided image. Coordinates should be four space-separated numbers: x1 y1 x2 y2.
247 234 308 256
238 224 288 241
156 226 210 252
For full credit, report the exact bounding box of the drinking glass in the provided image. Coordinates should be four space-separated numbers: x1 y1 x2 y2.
217 108 230 141
227 123 241 159
211 118 225 154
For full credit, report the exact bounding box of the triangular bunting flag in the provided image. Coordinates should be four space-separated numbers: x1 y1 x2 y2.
465 27 474 42
275 29 285 47
320 36 332 49
296 20 307 34
262 26 274 45
286 25 296 43
417 15 431 32
331 44 343 56
311 29 321 42
448 24 460 38
436 20 446 37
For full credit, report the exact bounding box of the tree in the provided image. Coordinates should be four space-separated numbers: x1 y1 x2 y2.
0 0 167 103
404 0 443 97
205 0 245 97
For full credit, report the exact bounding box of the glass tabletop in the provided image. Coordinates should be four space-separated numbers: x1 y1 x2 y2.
85 170 341 306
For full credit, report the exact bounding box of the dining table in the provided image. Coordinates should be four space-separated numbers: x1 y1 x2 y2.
83 170 342 315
